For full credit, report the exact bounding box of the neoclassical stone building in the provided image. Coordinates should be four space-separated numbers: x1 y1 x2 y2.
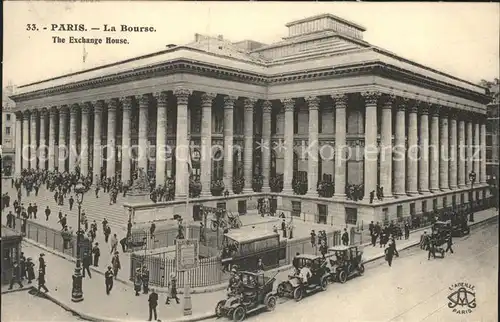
10 14 491 225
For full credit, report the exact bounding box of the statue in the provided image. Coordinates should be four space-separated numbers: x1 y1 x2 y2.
130 167 150 194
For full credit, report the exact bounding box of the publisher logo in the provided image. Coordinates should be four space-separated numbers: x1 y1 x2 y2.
447 282 476 314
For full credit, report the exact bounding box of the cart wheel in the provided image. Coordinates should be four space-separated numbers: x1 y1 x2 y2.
338 270 347 284
265 295 277 311
233 306 246 322
215 300 225 318
293 287 303 301
276 283 285 297
210 221 218 232
358 263 365 276
320 277 328 291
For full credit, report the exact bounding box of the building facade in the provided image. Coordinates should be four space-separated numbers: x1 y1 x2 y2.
485 80 499 183
9 14 492 225
2 84 17 176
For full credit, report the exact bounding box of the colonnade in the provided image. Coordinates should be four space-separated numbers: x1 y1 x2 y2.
14 90 487 201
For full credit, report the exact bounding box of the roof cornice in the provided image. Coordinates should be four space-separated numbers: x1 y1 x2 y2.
10 59 490 105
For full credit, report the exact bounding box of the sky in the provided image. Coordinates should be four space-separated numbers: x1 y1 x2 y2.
3 1 499 88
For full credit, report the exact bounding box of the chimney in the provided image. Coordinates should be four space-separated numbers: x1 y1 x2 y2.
217 34 223 41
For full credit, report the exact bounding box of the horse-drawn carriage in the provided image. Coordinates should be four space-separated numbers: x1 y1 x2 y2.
430 221 452 258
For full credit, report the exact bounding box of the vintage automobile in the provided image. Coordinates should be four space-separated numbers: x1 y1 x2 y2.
434 217 469 237
215 271 278 321
276 254 330 301
327 245 365 283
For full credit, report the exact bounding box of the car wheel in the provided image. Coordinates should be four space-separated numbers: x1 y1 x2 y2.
215 300 226 318
277 283 285 297
338 270 347 284
233 306 246 322
265 295 277 311
320 277 328 291
293 287 303 302
358 263 365 276
210 221 218 232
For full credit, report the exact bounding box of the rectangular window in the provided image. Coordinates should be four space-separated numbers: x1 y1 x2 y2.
322 174 333 182
422 200 427 213
382 208 389 224
443 197 447 208
291 201 301 217
5 127 11 135
410 203 416 216
397 205 403 222
293 111 298 134
433 199 438 211
486 135 493 147
345 207 357 225
6 114 11 121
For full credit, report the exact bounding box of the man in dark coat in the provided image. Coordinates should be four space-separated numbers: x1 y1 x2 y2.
38 253 46 274
9 262 24 290
142 265 150 294
148 288 159 321
26 258 36 284
20 252 27 280
69 196 74 211
45 206 51 221
385 240 396 267
37 267 49 293
92 243 100 267
445 234 454 254
105 266 114 295
82 252 92 278
341 228 349 246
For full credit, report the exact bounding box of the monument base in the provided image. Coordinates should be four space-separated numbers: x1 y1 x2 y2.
126 191 151 203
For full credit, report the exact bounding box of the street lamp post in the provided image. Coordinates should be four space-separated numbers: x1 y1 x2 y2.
468 171 476 223
71 182 86 302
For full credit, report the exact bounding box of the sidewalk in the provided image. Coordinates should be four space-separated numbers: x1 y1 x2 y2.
13 208 497 322
18 242 223 322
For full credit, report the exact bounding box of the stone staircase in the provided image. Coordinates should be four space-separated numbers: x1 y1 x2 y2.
3 184 129 231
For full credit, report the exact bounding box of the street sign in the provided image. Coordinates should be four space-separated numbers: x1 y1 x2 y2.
176 239 199 271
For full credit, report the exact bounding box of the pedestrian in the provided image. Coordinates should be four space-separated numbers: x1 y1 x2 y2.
111 251 121 278
310 230 316 248
20 252 27 280
165 273 180 304
427 238 436 260
105 266 114 295
134 268 142 296
148 288 159 321
82 252 92 278
104 225 112 243
45 206 51 221
404 223 410 240
256 258 265 272
26 258 35 284
445 234 454 254
319 240 328 259
120 236 128 253
38 253 46 274
342 228 349 246
37 267 49 293
110 233 118 254
385 240 396 267
8 262 24 290
69 195 74 211
150 222 156 240
142 265 150 294
281 219 287 238
92 243 100 267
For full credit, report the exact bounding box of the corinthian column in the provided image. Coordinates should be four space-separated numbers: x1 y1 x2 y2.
333 94 347 199
106 99 117 178
429 105 440 192
223 95 236 193
449 111 458 189
282 98 295 194
458 118 466 188
39 109 48 170
30 110 38 169
439 108 450 190
69 104 78 171
362 91 381 198
137 94 150 173
200 93 216 197
22 110 30 170
121 97 133 185
58 106 68 172
466 120 473 181
306 96 320 196
15 112 23 176
418 104 430 193
81 103 90 176
93 101 104 181
480 120 487 184
474 120 480 179
380 96 394 198
174 88 191 199
155 92 168 185
243 98 257 193
394 101 407 197
407 101 419 195
48 107 57 171
261 101 272 192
